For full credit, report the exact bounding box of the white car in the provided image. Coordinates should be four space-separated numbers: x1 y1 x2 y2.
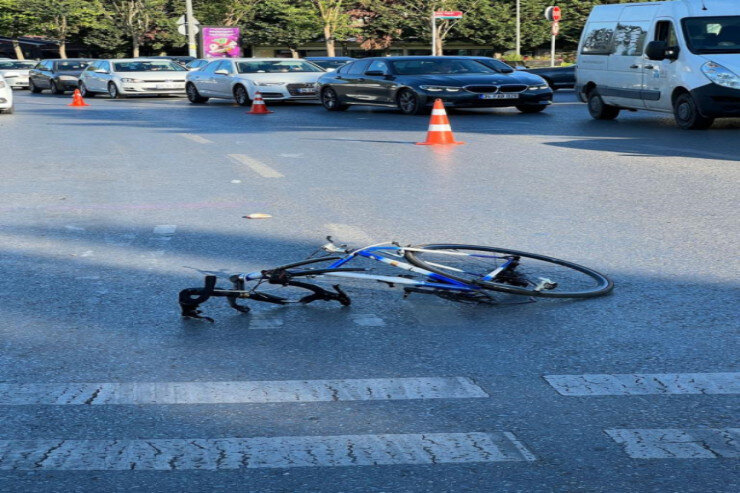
0 75 14 114
0 60 37 89
185 58 325 105
78 58 188 99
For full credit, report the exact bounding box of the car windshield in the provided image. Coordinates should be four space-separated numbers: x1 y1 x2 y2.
0 61 36 69
112 61 186 72
390 59 497 75
682 16 740 54
236 60 323 73
56 61 89 71
470 58 513 72
310 60 351 69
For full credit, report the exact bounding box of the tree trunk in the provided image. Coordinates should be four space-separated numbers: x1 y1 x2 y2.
132 38 140 58
59 42 67 59
12 40 24 60
289 48 299 59
435 34 443 56
324 25 335 57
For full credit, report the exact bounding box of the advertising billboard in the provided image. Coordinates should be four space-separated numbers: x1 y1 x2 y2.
201 27 241 58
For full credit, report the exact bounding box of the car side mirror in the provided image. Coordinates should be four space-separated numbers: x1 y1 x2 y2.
364 70 387 77
214 69 229 75
645 41 667 61
500 67 514 73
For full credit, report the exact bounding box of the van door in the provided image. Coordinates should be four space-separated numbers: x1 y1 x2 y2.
644 19 680 112
604 5 656 109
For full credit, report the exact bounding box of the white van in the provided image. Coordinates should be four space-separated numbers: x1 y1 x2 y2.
576 0 739 129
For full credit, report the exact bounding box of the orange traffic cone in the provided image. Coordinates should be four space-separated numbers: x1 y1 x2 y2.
416 99 463 146
68 89 89 107
247 92 273 114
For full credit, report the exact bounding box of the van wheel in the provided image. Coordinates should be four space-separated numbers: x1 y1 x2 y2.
587 89 620 120
673 93 714 130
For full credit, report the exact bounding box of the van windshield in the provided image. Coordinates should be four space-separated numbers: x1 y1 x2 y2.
682 16 740 54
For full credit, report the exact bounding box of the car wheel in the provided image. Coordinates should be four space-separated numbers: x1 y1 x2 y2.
50 80 62 95
29 79 42 93
108 82 125 99
321 87 348 111
516 105 547 114
234 85 251 106
186 83 208 104
587 89 620 120
79 82 95 98
397 89 425 115
673 92 714 130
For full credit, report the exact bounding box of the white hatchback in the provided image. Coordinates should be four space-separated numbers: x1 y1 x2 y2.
185 58 325 106
0 60 37 89
78 59 188 99
0 75 14 114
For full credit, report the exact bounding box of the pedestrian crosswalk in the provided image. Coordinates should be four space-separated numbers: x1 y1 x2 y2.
0 372 736 470
0 432 535 470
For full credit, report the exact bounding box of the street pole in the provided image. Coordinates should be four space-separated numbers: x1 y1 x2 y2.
551 34 556 67
431 12 436 56
516 0 521 57
185 0 197 58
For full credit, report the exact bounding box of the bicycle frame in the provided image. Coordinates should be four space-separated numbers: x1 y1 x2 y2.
240 244 479 293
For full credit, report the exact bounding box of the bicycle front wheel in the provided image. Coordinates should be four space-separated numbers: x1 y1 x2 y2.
405 244 613 298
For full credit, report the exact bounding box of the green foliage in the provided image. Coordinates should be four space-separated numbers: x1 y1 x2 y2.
248 0 321 52
2 0 652 58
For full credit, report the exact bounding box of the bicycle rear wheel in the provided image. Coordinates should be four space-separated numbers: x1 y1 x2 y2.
405 244 613 298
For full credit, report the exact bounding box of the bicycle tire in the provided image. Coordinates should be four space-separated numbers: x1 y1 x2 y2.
404 244 613 298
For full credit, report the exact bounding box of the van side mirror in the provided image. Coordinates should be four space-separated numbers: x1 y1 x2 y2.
645 41 667 61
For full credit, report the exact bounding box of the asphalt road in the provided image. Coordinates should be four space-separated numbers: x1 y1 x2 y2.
0 89 738 492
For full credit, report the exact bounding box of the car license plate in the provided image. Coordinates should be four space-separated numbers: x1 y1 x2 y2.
480 93 519 99
156 83 178 89
297 88 315 94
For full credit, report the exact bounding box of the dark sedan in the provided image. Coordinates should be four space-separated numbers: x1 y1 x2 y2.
520 65 576 90
318 56 553 115
29 58 92 94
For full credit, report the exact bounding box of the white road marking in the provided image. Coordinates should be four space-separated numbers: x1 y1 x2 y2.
248 314 284 330
325 223 373 246
178 133 213 144
606 428 740 459
279 153 303 158
228 154 284 178
0 432 534 470
351 314 386 327
544 372 740 396
152 225 177 236
0 377 488 405
64 225 86 232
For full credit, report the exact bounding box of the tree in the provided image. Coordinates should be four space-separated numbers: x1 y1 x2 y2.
194 0 261 27
249 0 320 58
356 0 413 52
25 0 103 58
104 0 170 57
311 0 358 57
0 0 36 59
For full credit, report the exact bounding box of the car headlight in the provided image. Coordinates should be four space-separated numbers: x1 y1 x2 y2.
121 78 144 83
528 84 550 91
419 85 461 92
257 82 285 86
0 80 6 89
701 62 739 89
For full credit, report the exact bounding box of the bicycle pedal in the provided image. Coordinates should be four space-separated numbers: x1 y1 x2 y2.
535 278 558 291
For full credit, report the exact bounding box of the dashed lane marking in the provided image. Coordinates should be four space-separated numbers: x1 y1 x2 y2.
544 372 740 396
152 225 177 236
0 432 535 470
606 428 740 459
0 377 489 405
351 314 386 327
177 133 213 144
228 154 284 178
